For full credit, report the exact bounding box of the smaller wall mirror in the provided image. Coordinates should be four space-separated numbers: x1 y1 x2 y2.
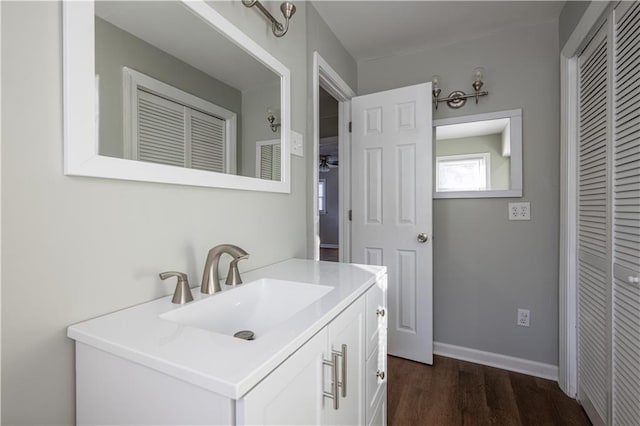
433 109 522 198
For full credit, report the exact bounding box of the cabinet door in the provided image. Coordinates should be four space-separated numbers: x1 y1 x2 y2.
237 329 327 425
324 298 366 425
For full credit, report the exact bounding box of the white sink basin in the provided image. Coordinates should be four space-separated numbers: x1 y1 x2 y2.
160 278 333 339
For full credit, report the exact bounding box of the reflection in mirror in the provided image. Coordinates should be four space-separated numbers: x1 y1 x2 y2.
95 1 282 181
433 109 522 198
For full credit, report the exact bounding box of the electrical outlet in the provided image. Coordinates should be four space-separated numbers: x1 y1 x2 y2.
509 202 531 221
517 309 530 327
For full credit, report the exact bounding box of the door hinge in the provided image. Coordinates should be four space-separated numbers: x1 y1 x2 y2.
348 122 352 133
348 210 352 221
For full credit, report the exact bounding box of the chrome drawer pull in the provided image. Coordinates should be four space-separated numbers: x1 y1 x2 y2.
323 353 340 410
333 344 347 398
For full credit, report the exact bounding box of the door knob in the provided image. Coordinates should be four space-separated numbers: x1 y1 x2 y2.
417 233 429 243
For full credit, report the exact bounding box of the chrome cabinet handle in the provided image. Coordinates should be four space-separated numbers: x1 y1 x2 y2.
376 370 385 380
417 233 429 243
376 308 386 317
323 352 340 410
333 344 347 398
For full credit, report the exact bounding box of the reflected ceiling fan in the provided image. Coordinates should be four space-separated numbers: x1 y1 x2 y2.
319 155 339 173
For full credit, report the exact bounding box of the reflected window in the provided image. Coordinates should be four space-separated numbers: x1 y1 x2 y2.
319 179 327 214
436 153 490 192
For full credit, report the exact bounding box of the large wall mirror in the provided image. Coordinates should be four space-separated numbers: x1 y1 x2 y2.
63 0 291 192
433 109 522 198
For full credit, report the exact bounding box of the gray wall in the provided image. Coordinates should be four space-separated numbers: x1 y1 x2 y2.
559 1 590 50
95 17 242 159
240 82 281 178
359 20 560 365
436 134 510 191
1 1 354 424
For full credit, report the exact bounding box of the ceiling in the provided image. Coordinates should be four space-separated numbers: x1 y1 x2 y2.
96 1 278 92
312 1 565 63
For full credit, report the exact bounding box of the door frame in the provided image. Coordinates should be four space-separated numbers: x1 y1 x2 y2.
312 52 356 261
559 1 611 399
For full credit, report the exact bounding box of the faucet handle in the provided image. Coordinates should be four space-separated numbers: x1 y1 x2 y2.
159 271 194 304
225 260 244 286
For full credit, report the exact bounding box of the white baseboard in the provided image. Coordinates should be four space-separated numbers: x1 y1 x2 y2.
433 341 559 381
320 244 339 249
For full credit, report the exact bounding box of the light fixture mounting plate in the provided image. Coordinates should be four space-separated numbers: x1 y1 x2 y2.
446 91 467 109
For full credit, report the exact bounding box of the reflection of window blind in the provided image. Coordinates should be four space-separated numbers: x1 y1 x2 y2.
259 143 281 180
136 89 225 172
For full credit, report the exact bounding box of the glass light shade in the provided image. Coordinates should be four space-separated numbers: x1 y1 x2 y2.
431 75 441 89
473 67 485 82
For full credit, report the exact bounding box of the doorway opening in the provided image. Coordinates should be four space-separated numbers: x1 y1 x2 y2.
318 87 340 262
311 52 356 262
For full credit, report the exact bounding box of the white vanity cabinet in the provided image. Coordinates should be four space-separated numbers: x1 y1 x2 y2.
238 295 369 425
238 279 388 425
69 260 387 426
365 275 388 425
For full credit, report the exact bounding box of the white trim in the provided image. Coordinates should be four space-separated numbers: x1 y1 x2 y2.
558 0 611 399
63 0 290 193
312 52 356 261
433 109 522 199
0 2 3 417
434 342 559 381
559 54 578 399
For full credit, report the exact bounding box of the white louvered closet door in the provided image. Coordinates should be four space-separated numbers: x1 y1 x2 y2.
612 2 640 425
137 90 186 167
136 89 226 173
577 23 611 426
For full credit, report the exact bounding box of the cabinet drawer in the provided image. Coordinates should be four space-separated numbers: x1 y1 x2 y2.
366 277 387 358
365 345 386 421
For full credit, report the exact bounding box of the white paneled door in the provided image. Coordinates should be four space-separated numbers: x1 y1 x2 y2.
351 83 433 364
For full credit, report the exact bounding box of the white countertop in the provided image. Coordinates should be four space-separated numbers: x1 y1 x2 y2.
67 258 386 399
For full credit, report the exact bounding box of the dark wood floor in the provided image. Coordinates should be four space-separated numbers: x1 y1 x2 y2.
320 247 339 262
387 355 591 426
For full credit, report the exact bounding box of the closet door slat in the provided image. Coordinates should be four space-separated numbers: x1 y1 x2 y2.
612 2 640 425
577 24 611 426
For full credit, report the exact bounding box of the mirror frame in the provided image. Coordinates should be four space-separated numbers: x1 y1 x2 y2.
63 0 291 192
433 108 522 199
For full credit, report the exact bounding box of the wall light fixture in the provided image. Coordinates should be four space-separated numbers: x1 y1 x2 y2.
242 0 296 38
267 108 281 132
431 67 489 110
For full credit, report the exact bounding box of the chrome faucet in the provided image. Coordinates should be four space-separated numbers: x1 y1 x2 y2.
201 244 249 294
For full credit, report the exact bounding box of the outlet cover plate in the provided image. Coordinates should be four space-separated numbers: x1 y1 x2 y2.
291 130 304 157
509 202 531 221
517 308 530 327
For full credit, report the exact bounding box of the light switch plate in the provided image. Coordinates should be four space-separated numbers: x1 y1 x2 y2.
291 130 304 157
508 202 531 221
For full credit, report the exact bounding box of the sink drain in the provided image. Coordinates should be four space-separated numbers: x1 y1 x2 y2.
233 330 255 341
